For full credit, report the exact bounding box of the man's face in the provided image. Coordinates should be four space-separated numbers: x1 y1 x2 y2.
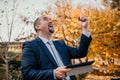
39 16 54 34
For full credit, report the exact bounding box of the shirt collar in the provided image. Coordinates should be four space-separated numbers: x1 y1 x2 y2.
38 36 49 44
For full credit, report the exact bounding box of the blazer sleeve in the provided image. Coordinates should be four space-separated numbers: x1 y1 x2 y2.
21 41 54 80
66 34 92 59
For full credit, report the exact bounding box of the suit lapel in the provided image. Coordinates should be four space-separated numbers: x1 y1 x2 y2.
36 37 58 67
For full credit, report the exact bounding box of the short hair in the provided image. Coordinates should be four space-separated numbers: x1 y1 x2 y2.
33 17 40 32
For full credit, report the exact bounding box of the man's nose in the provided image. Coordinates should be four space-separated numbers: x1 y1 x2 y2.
48 20 52 23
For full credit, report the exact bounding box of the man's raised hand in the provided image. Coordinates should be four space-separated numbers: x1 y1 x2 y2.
78 16 89 31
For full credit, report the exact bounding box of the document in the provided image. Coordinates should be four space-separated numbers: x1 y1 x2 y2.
66 61 94 76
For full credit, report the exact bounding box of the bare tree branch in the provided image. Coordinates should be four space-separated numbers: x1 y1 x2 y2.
9 0 19 42
0 35 3 42
4 1 9 41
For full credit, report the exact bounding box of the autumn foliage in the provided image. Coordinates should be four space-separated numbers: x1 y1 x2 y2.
45 0 120 74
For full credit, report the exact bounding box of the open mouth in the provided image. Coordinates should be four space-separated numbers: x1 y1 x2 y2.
48 25 53 28
48 23 54 33
48 23 53 28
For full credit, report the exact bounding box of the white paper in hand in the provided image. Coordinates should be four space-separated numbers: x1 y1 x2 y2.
66 61 94 76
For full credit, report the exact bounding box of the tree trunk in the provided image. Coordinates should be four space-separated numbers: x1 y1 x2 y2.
5 61 9 80
5 45 9 80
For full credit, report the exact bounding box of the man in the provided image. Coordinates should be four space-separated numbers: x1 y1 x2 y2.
21 15 92 80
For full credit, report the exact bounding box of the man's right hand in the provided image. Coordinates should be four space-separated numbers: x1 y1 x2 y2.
54 66 71 79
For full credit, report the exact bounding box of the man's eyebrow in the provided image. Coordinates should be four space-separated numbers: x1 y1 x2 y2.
43 17 48 20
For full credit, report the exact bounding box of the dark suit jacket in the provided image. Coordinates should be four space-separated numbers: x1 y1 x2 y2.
21 34 92 80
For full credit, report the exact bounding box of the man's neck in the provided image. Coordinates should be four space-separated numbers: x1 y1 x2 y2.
37 32 51 40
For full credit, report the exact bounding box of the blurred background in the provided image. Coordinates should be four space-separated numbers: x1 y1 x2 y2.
0 0 120 80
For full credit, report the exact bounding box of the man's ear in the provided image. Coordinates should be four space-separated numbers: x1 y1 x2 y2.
35 25 41 32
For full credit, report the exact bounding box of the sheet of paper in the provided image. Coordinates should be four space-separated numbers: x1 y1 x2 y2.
66 65 93 76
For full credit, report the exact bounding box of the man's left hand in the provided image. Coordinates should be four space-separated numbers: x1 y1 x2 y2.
78 16 89 32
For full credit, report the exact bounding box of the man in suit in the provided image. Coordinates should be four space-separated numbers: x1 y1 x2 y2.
21 15 92 80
